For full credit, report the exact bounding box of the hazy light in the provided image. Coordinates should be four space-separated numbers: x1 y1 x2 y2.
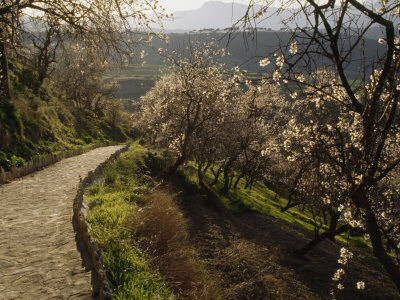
158 0 249 13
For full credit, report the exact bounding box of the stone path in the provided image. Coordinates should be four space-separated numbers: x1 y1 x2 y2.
0 145 125 300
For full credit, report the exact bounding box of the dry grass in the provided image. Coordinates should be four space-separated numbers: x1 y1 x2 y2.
178 194 399 300
131 189 221 299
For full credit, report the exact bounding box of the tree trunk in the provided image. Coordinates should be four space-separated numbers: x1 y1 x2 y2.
233 173 244 188
209 166 222 186
327 211 341 241
365 207 400 293
0 28 11 101
294 224 349 256
167 154 186 178
222 168 230 194
244 177 254 189
198 167 220 211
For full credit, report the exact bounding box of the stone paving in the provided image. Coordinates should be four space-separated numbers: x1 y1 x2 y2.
0 145 125 300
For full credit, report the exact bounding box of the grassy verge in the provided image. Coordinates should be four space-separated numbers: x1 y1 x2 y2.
85 144 175 299
85 144 218 299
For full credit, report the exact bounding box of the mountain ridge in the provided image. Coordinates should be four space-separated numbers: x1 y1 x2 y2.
162 1 383 40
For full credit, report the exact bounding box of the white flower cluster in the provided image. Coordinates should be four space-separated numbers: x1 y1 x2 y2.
338 247 353 265
289 42 298 54
259 57 270 67
276 55 285 69
332 268 345 281
357 281 365 290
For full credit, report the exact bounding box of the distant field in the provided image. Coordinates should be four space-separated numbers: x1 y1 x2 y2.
105 64 165 111
105 63 299 112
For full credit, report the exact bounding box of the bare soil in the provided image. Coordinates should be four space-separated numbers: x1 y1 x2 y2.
0 145 124 300
179 194 399 300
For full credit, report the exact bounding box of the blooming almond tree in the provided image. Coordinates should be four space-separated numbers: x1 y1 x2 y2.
244 0 400 292
136 41 238 178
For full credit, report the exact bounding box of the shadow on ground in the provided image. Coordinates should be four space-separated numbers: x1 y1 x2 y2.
180 195 399 300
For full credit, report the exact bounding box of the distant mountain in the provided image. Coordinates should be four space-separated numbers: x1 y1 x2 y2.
163 1 295 31
163 1 383 40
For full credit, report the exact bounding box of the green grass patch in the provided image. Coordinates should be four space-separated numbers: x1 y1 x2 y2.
181 162 373 251
85 143 175 299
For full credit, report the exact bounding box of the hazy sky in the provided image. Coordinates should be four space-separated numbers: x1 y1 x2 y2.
158 0 248 13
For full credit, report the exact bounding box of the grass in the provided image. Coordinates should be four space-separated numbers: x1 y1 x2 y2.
1 56 130 171
85 143 218 299
180 162 373 251
85 143 175 299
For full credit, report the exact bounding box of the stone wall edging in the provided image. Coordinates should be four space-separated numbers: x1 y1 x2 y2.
0 144 107 185
73 144 130 300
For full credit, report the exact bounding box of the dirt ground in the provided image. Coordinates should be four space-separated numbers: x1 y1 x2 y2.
0 145 124 300
180 195 400 300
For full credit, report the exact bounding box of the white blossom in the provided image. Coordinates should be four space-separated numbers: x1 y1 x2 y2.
259 57 270 67
356 281 365 290
333 268 345 281
289 42 298 54
276 55 285 69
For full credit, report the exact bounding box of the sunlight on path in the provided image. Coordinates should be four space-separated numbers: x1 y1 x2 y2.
0 145 125 299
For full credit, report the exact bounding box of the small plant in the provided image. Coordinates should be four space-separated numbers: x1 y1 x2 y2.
10 155 26 168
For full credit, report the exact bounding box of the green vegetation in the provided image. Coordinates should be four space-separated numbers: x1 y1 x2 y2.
180 163 372 251
84 144 393 298
85 143 175 299
0 57 130 171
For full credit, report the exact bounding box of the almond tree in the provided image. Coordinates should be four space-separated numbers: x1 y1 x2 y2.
20 17 64 86
136 41 237 177
244 0 400 292
215 79 287 192
53 44 119 116
0 0 167 100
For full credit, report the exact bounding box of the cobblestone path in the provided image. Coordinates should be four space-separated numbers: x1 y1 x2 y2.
0 145 125 300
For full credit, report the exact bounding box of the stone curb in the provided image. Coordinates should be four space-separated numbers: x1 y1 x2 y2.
72 144 130 300
0 144 106 185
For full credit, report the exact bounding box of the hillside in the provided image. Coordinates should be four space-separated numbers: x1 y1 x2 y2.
85 144 399 299
0 57 130 171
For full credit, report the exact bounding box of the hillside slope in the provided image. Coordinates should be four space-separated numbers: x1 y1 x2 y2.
85 145 399 299
0 57 129 171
